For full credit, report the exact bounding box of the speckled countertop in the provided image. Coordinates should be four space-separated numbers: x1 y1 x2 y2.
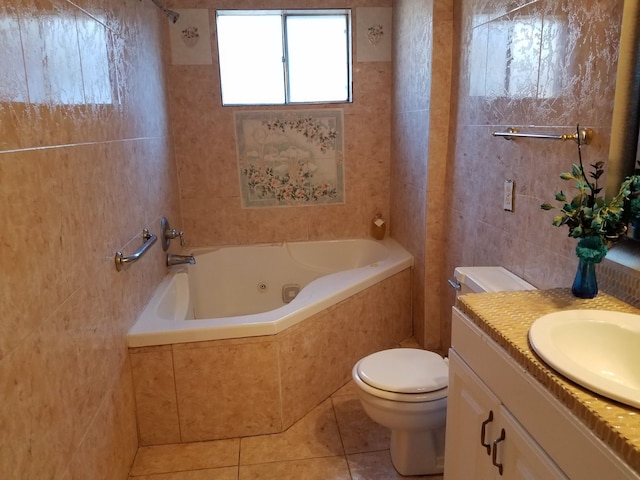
458 288 640 474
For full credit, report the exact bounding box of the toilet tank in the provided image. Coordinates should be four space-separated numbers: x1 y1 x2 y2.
453 266 536 296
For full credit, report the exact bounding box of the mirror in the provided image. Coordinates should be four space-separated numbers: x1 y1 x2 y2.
606 0 640 197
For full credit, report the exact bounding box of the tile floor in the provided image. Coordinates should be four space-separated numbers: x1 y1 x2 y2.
128 380 444 480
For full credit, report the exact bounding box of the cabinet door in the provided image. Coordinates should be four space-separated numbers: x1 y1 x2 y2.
495 407 568 480
444 351 500 480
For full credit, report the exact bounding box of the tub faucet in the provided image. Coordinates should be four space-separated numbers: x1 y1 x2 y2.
161 217 186 250
164 227 184 246
167 253 196 266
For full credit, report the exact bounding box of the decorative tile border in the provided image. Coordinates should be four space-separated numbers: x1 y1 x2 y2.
234 109 345 208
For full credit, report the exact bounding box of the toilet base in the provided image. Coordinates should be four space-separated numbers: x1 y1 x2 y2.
390 426 446 476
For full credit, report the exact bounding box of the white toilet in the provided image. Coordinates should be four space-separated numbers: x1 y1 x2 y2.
352 266 535 476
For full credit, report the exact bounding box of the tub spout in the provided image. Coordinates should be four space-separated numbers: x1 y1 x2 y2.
167 253 196 266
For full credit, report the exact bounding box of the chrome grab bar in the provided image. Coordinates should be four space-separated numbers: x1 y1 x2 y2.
492 127 593 144
115 228 157 272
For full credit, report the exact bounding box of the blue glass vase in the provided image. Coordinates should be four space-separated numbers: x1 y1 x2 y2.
572 257 598 299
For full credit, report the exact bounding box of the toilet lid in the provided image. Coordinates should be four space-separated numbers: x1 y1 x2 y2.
356 348 448 394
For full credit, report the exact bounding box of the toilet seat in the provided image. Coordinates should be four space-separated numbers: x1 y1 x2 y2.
354 348 448 403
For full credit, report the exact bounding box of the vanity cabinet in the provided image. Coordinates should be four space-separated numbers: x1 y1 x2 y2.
444 307 640 480
445 351 567 479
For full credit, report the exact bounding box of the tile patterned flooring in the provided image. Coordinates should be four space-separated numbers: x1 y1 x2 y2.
128 380 444 480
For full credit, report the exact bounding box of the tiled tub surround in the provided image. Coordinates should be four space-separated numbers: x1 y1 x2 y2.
458 289 640 475
130 269 412 445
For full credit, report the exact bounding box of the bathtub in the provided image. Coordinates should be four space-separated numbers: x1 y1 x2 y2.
127 237 413 347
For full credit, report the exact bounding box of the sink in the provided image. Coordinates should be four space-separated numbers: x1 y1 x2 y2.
528 309 640 409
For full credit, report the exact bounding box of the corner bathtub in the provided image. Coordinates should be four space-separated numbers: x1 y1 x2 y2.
127 237 413 347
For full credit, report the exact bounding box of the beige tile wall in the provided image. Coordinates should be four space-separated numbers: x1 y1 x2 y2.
391 0 625 352
129 269 411 445
441 0 623 348
1 1 180 478
390 0 453 352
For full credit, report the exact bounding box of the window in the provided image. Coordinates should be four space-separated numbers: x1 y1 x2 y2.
215 10 352 106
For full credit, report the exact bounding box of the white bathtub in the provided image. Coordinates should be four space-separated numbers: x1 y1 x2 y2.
127 237 413 347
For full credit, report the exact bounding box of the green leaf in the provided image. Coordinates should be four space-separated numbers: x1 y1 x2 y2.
540 203 554 210
555 191 566 202
570 226 583 238
608 204 623 214
552 215 565 226
571 164 583 177
559 172 574 180
570 195 582 208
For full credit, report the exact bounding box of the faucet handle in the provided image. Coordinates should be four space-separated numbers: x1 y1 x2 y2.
164 227 181 239
167 228 186 246
160 217 186 251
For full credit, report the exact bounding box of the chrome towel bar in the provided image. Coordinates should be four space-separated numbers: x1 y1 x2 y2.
115 228 157 272
492 127 593 144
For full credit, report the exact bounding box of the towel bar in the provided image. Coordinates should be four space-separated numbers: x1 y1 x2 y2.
492 127 593 144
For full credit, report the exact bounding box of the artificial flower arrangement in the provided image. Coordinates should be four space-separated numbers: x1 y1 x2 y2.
540 128 640 298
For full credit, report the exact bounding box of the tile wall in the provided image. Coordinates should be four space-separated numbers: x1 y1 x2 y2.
165 0 392 246
390 0 453 351
0 1 180 478
391 0 632 352
441 0 623 349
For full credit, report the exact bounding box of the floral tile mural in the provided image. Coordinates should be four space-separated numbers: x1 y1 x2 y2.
234 109 345 207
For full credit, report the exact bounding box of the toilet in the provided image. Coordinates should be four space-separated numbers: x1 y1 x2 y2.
352 266 536 476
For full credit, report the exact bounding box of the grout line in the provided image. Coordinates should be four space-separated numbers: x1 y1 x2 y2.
329 396 353 479
170 345 183 443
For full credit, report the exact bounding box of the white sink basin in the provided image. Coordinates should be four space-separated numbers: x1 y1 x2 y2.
528 309 640 409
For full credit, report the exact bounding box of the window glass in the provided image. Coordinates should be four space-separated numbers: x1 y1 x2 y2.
216 10 351 105
216 14 285 105
286 15 349 103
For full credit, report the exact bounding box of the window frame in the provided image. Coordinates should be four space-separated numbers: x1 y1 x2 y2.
215 9 353 106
